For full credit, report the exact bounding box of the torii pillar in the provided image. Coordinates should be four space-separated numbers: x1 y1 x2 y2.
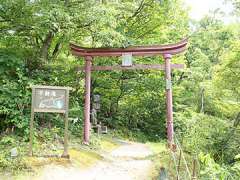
163 54 174 148
83 56 92 144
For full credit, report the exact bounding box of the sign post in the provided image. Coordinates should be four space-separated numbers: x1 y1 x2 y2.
29 85 71 158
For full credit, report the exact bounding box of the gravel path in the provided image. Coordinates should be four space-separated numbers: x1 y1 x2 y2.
38 141 154 180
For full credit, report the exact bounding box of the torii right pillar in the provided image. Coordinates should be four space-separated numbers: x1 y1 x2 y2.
163 54 174 150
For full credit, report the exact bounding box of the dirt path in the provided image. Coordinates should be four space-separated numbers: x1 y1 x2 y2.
38 141 154 180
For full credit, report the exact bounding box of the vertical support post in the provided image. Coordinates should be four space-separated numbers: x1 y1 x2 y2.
83 56 92 144
177 149 182 180
163 54 174 149
62 89 70 158
192 157 197 180
29 88 35 156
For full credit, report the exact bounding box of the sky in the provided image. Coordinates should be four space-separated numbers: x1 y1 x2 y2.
184 0 236 23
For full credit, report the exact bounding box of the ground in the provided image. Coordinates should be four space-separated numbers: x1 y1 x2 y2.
38 140 154 180
1 139 157 180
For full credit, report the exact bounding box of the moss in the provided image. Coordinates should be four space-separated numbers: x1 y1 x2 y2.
23 156 70 169
100 138 119 152
145 141 171 179
21 148 102 170
146 141 167 154
146 141 193 179
68 148 102 168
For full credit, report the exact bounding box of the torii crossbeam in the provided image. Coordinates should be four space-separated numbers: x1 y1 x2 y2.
70 38 188 149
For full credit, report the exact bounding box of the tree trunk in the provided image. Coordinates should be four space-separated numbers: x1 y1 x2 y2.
40 31 54 62
200 88 204 113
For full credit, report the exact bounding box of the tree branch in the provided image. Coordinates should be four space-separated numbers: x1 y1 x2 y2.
127 0 145 22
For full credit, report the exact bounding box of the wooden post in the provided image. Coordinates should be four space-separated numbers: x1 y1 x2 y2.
192 157 197 180
163 54 174 148
83 56 92 144
62 89 70 158
177 150 182 180
29 88 35 156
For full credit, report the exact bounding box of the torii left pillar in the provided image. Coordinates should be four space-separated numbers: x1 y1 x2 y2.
83 56 92 144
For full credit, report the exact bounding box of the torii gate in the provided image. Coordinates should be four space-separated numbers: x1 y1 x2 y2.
70 38 188 149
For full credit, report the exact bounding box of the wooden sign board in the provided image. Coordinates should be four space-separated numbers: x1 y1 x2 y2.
32 86 71 113
29 85 72 158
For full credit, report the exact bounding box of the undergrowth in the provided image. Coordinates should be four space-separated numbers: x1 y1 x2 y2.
0 128 117 177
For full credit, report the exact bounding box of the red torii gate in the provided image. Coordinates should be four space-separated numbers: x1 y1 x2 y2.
70 38 188 149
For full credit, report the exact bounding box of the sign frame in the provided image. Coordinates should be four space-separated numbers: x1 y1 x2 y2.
29 85 72 158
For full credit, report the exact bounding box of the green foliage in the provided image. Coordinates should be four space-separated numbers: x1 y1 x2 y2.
230 154 240 178
0 154 28 173
0 135 29 172
231 0 240 15
0 136 15 145
173 11 240 179
199 152 231 180
214 41 240 100
198 152 240 180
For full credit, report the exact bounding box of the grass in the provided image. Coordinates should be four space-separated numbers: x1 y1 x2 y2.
146 141 167 154
24 156 70 168
68 148 102 168
0 133 113 179
145 141 177 179
0 147 104 180
146 141 195 179
21 147 102 169
0 132 124 180
99 136 119 152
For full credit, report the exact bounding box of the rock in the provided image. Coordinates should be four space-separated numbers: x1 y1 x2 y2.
159 167 168 180
10 147 18 157
51 144 57 151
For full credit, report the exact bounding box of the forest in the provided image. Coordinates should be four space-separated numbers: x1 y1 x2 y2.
0 0 240 179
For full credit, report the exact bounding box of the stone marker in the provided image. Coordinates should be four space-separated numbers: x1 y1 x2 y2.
10 147 18 157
